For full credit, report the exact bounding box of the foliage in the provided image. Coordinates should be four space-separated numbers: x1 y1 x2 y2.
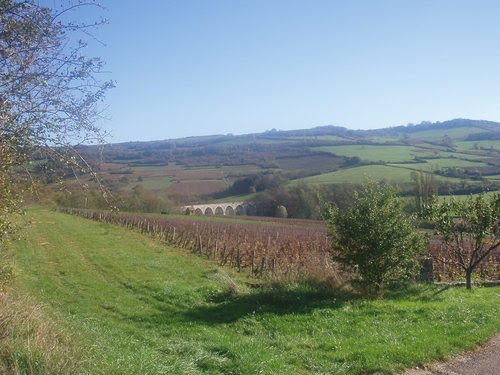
52 184 172 213
412 169 437 214
426 193 500 288
249 183 357 220
275 205 288 218
0 143 21 252
325 182 427 296
275 183 321 219
124 185 171 212
217 172 286 197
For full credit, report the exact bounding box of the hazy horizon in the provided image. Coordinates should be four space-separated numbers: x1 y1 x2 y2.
104 117 497 144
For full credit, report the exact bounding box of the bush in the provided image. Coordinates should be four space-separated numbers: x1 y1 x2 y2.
324 182 426 297
275 205 288 218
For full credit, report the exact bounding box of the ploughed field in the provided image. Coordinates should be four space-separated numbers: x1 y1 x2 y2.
12 209 500 374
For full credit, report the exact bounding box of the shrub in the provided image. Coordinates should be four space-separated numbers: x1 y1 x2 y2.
324 182 426 297
275 205 288 218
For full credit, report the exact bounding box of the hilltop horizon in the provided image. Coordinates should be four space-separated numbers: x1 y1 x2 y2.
107 118 499 145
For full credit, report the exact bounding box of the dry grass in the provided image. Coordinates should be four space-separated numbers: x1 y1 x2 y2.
0 292 81 375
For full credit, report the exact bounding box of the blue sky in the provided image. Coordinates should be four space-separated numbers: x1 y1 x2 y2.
82 1 500 142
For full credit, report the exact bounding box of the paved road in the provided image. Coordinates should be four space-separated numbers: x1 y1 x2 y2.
404 335 499 375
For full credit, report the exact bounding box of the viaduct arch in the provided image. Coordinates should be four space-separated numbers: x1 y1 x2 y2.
181 201 252 216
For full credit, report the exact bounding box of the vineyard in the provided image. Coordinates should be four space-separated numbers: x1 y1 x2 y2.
59 209 500 282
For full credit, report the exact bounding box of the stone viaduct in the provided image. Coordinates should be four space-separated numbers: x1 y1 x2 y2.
181 201 253 216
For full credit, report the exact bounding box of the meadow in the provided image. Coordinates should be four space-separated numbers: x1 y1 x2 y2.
299 165 421 184
455 140 500 151
313 145 423 162
388 158 487 172
7 209 500 374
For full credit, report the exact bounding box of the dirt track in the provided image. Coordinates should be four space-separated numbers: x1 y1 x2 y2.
404 334 499 375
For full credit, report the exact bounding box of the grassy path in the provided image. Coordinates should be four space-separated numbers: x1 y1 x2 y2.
12 209 500 374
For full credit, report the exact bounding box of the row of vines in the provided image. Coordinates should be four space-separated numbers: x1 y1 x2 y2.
60 209 336 280
59 209 499 281
429 240 499 281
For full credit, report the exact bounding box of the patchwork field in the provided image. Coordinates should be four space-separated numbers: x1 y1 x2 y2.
67 121 499 204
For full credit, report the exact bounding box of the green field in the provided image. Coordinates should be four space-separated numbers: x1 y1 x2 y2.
455 140 500 151
314 144 492 165
314 145 421 162
292 135 351 141
299 165 419 184
408 126 485 141
9 209 499 374
296 164 477 185
437 190 499 202
136 176 174 190
211 192 259 203
388 158 487 172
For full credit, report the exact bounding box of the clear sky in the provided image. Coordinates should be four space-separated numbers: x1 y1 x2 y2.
83 0 500 142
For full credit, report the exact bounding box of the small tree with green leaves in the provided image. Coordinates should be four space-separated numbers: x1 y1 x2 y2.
426 193 499 289
275 205 288 218
324 182 426 297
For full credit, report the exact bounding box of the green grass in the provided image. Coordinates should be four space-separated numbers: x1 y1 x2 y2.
211 192 259 203
292 135 351 141
314 145 421 162
455 140 500 151
136 176 174 190
299 165 419 184
388 158 487 172
436 190 499 202
314 144 493 165
298 159 487 185
408 127 485 141
11 209 500 374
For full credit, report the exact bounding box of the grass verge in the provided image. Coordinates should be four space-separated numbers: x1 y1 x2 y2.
0 292 80 375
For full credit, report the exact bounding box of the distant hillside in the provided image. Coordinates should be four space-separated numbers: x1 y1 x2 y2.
107 118 499 148
369 118 499 135
46 119 500 208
